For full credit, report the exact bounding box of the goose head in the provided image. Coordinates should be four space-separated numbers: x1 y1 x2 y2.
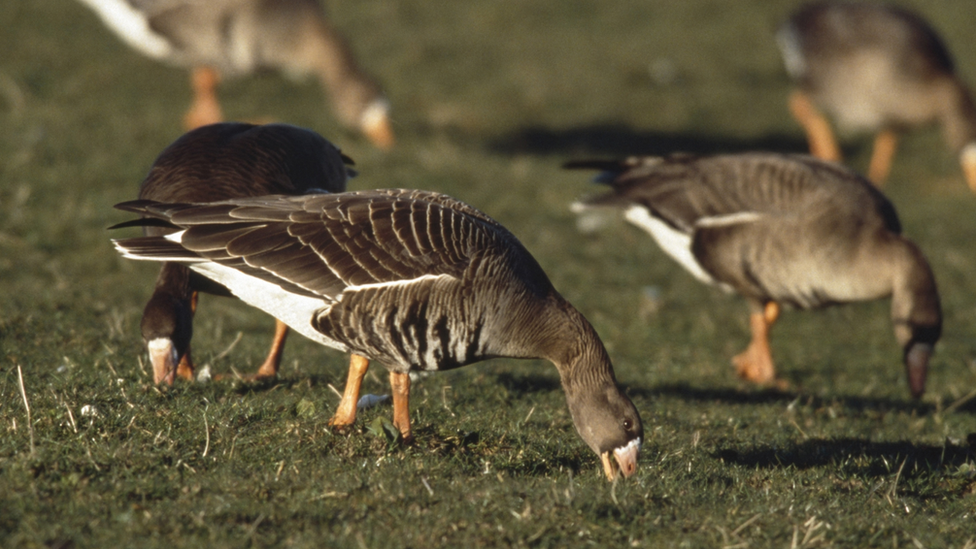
896 319 941 400
891 241 942 399
141 290 193 386
567 385 643 480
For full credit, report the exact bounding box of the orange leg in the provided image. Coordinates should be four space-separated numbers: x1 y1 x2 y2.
390 371 413 443
867 129 898 187
961 146 976 193
328 354 370 428
732 301 788 388
788 90 842 162
249 319 289 379
175 291 199 381
215 317 291 381
183 66 223 130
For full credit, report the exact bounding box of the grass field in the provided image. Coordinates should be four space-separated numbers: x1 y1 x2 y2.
2 0 976 547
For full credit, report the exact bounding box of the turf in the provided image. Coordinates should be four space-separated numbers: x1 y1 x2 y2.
2 0 976 547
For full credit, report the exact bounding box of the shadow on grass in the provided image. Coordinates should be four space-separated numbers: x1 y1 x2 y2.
644 382 936 415
493 371 562 395
716 436 976 477
487 123 839 158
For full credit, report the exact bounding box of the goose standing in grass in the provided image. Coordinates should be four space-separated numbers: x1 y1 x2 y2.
111 189 643 480
777 1 976 189
566 153 941 398
77 0 395 148
129 122 356 385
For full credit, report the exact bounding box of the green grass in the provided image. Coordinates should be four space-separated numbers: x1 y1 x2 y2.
3 0 976 547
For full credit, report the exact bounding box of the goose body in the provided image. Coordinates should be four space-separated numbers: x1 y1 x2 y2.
777 2 976 189
133 122 353 385
567 152 941 398
112 189 643 480
78 0 394 147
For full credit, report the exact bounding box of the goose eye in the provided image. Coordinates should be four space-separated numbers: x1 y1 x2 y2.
623 419 632 430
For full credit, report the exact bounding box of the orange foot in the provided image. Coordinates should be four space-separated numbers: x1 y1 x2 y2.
733 302 789 390
183 66 223 130
328 354 371 431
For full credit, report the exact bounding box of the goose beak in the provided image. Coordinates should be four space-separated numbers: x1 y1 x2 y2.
961 144 976 193
147 337 178 386
905 343 932 399
600 437 641 481
362 115 395 150
359 101 395 150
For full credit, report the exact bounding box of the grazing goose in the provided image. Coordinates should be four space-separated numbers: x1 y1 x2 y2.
77 0 395 148
566 152 941 398
111 189 643 480
777 1 976 189
132 122 355 385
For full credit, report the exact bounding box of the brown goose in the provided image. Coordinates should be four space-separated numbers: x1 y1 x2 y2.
132 122 354 385
77 0 395 147
111 190 643 480
566 152 941 398
777 2 976 189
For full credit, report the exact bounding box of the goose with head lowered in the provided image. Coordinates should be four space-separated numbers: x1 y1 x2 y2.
126 122 356 385
111 189 643 480
777 1 976 189
77 0 394 147
566 152 941 398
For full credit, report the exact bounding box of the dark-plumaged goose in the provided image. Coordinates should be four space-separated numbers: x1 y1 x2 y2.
777 1 976 189
77 0 394 147
567 152 941 398
112 189 644 480
130 122 355 385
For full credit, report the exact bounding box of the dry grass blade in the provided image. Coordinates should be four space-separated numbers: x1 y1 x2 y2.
17 365 34 456
202 410 211 458
944 387 976 414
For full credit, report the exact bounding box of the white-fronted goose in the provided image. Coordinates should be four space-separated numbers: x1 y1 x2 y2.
111 189 643 480
567 153 941 398
77 0 394 147
131 122 355 385
777 2 976 189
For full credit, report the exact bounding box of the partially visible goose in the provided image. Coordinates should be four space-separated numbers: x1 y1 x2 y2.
111 190 643 480
566 153 941 398
77 0 395 148
777 2 976 189
131 122 355 385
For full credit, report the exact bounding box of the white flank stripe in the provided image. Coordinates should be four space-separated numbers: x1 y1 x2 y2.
695 211 764 228
342 273 452 294
188 262 348 351
624 206 716 285
76 0 173 59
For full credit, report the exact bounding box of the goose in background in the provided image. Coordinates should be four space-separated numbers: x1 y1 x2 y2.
567 152 941 398
77 0 395 148
111 189 643 480
128 122 356 385
777 1 976 190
